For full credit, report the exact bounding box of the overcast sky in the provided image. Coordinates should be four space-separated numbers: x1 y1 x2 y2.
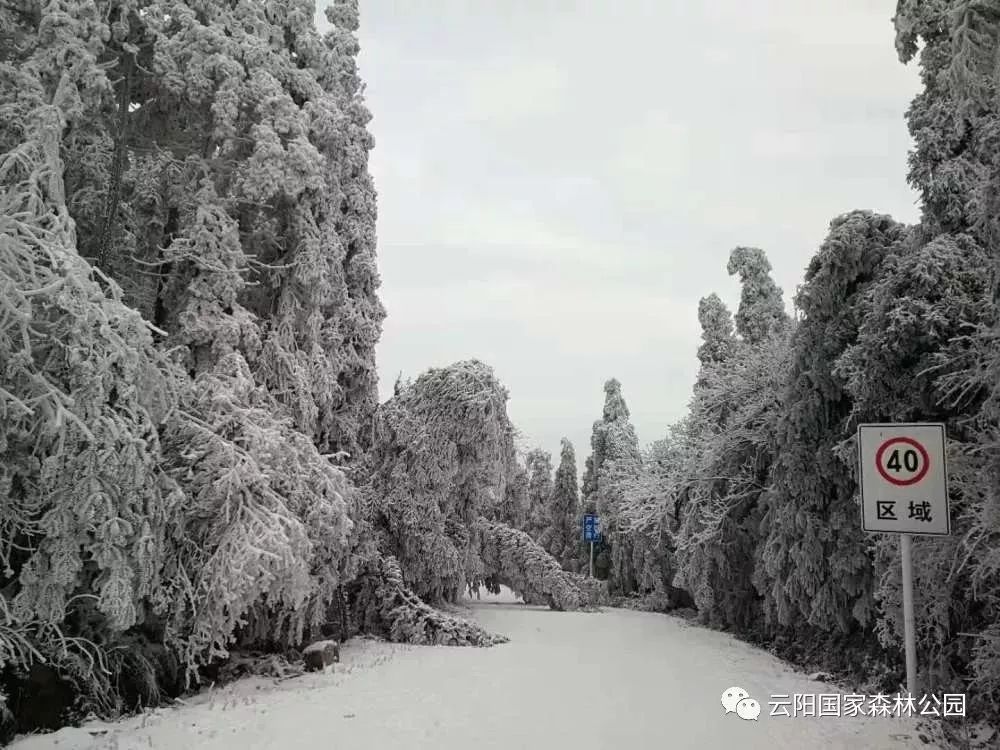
319 1 922 466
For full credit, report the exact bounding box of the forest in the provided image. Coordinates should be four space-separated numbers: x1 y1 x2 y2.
2 0 1000 741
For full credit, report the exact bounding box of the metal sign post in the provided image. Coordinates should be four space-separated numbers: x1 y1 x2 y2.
899 533 917 698
583 514 600 578
857 423 950 699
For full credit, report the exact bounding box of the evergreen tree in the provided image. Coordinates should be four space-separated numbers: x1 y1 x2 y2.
582 379 642 591
525 448 554 542
1 75 187 716
836 230 993 697
756 211 907 634
365 360 518 604
364 361 591 613
0 0 384 731
672 249 789 630
696 293 737 368
615 436 684 608
127 178 356 680
885 1 1000 710
695 293 738 408
497 460 530 531
52 0 385 458
894 0 1000 246
136 0 372 672
319 0 386 457
546 438 580 567
726 246 788 345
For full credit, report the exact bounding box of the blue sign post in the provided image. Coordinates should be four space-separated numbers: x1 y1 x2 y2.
583 514 600 577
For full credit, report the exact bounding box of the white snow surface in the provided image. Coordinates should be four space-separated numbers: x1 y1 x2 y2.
11 588 931 750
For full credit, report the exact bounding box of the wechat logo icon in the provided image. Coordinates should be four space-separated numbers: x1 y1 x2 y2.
721 686 761 721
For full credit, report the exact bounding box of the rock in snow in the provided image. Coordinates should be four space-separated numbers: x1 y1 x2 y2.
302 640 340 672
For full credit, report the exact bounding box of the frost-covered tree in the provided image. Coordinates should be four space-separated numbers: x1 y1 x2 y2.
678 294 740 504
581 379 642 592
150 182 357 672
669 249 790 630
894 0 1000 246
130 0 373 675
582 380 640 507
0 76 186 720
696 293 737 368
618 432 684 535
544 439 580 567
364 360 590 614
524 448 554 542
58 0 385 458
837 231 992 424
350 555 506 647
496 459 530 531
315 0 386 457
885 1 1000 712
727 246 788 345
835 230 993 698
365 360 517 603
673 331 789 630
1 0 385 735
615 437 685 609
756 211 907 634
476 520 584 611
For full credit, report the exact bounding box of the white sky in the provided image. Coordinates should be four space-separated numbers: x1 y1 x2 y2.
319 1 922 465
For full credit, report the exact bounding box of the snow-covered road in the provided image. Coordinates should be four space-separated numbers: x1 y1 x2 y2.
12 590 930 750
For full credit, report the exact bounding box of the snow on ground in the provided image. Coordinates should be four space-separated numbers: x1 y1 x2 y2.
11 588 935 750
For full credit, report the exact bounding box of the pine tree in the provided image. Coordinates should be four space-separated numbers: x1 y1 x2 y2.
1 0 385 730
671 249 789 629
615 437 684 608
582 379 642 591
525 448 554 542
894 0 1000 246
756 211 907 634
0 64 186 716
546 438 580 567
835 230 993 697
690 293 739 433
148 179 357 675
696 293 737 368
61 0 385 458
497 460 530 531
886 1 1000 710
130 0 375 675
318 0 386 457
726 246 788 345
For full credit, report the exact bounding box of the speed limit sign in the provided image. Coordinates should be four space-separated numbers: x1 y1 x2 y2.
858 423 950 699
857 423 950 535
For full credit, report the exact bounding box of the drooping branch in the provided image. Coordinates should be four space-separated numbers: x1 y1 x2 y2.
474 518 585 611
350 555 508 647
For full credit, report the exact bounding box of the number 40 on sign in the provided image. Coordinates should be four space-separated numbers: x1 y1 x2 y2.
857 423 950 536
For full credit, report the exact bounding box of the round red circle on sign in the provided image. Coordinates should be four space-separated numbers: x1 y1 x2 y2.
875 436 930 486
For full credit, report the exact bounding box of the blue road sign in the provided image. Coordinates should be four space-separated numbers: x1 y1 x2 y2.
583 514 601 542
